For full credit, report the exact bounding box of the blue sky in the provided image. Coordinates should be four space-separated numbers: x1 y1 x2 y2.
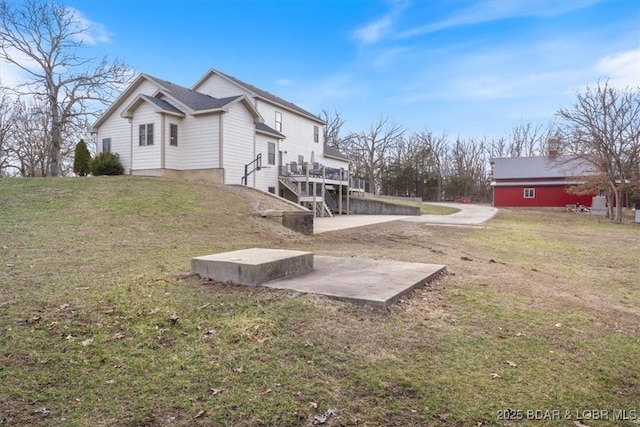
5 0 640 139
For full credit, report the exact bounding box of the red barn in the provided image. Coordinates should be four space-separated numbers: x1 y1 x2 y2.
490 155 597 208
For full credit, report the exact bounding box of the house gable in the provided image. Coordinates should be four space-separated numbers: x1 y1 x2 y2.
193 69 325 125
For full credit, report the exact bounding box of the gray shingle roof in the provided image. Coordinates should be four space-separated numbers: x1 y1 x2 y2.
213 70 324 123
140 94 185 115
324 144 350 161
491 155 596 180
145 74 241 111
256 122 285 138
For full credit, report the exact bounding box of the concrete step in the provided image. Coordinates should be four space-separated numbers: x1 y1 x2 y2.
191 248 313 285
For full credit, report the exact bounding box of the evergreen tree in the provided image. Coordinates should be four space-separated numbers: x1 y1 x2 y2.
73 139 91 176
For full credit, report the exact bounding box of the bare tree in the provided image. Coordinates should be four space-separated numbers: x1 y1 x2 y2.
509 120 557 157
0 89 16 176
447 136 490 201
557 81 640 223
320 109 348 152
416 130 448 201
347 116 404 194
0 0 133 176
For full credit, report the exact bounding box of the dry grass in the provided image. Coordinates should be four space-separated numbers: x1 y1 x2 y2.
1 177 639 426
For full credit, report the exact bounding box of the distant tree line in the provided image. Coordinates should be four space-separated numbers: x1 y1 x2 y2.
322 80 639 214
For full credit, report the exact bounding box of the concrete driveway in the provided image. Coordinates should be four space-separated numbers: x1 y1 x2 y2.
313 203 498 234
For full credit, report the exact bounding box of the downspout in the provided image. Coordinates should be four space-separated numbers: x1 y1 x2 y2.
129 118 133 174
219 112 224 184
160 114 166 171
252 123 257 188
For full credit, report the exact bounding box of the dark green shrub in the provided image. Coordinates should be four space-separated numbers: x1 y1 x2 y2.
90 152 124 176
73 139 91 176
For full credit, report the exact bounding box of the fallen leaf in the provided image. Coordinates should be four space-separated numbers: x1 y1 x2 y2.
168 313 179 324
113 332 125 340
506 360 517 368
490 373 501 379
555 323 562 328
573 421 591 427
33 407 50 417
233 366 243 373
81 338 94 346
194 410 205 419
104 379 115 385
198 303 210 310
461 256 473 261
309 402 318 409
209 388 221 395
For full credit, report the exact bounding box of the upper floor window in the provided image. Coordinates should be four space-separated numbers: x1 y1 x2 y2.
102 138 111 153
313 126 319 143
139 123 154 146
275 111 282 132
524 188 535 198
170 124 178 146
298 155 304 166
267 142 276 165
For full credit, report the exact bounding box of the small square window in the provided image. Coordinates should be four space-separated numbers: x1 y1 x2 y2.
139 123 154 146
170 124 178 146
275 111 282 132
267 142 276 165
524 188 535 198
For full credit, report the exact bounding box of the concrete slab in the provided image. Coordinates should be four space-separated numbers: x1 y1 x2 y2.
263 256 446 308
313 215 409 234
191 248 313 285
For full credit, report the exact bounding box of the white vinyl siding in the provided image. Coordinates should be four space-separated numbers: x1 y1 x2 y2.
194 73 252 99
131 102 160 170
254 134 279 192
221 103 255 185
165 120 182 170
95 79 159 172
254 99 327 171
180 114 220 170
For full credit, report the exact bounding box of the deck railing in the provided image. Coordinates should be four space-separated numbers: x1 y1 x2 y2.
279 162 348 182
350 178 366 191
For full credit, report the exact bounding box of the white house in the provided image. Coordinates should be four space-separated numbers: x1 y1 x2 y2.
91 69 359 216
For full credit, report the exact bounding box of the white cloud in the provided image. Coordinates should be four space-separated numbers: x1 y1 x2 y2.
352 0 409 45
397 0 600 39
67 8 112 45
353 15 394 44
276 78 295 87
595 49 640 88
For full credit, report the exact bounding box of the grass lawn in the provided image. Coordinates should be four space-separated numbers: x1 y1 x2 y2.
1 177 638 426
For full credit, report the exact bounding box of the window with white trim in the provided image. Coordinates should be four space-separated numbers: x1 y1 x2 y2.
102 138 111 153
169 124 178 146
313 125 319 143
298 155 304 166
139 123 154 146
275 111 282 132
524 188 535 198
267 142 276 165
